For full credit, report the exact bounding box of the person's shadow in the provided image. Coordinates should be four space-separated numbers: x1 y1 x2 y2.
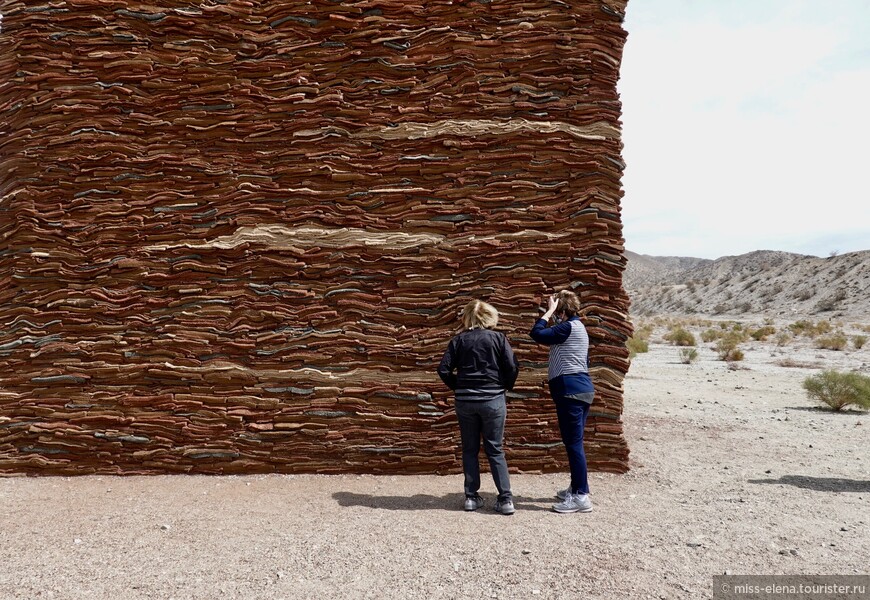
332 491 555 512
748 475 870 493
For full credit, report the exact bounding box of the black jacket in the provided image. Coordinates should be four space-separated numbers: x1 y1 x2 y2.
437 328 519 397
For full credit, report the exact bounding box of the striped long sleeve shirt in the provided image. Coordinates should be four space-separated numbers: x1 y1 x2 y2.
530 316 594 399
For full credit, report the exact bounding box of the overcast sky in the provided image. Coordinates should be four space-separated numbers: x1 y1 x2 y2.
618 0 870 259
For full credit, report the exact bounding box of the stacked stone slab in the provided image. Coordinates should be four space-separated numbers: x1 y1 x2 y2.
0 0 632 476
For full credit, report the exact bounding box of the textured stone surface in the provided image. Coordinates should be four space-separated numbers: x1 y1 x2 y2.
0 0 632 475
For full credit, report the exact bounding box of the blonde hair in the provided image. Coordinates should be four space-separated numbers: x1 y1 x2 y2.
555 289 582 318
461 299 499 330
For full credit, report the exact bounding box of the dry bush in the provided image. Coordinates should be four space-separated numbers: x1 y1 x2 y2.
814 288 847 312
793 288 814 301
815 332 848 351
664 327 696 347
776 358 822 369
853 335 867 350
750 325 776 341
701 328 722 343
789 319 833 338
716 332 745 361
679 348 699 364
775 331 793 347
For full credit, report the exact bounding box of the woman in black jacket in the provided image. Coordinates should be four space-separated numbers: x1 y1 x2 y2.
438 300 519 515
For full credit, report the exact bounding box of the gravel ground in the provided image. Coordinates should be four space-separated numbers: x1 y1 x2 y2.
1 332 868 599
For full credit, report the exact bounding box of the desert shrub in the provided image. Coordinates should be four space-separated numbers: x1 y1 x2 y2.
701 328 722 343
776 358 821 369
750 325 776 341
728 349 744 361
679 348 699 364
736 301 752 313
634 324 654 340
626 335 649 359
664 327 696 347
789 319 832 338
853 335 867 350
716 332 745 361
802 370 870 411
793 288 814 301
815 332 848 351
814 288 847 312
774 331 792 347
789 319 814 336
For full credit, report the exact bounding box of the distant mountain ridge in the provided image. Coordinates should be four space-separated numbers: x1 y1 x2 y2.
624 249 870 320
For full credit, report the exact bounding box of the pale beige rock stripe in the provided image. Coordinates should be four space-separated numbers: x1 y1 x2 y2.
145 225 568 251
293 118 619 141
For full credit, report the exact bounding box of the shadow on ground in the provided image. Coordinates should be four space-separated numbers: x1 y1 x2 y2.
785 406 868 415
332 492 557 512
748 475 870 492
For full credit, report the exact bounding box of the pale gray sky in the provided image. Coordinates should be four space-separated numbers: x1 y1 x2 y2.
619 0 870 259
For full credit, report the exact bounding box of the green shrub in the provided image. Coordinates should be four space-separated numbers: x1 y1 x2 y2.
626 335 649 358
701 328 722 343
802 370 870 411
789 319 814 336
679 348 699 364
853 335 867 350
750 325 776 341
815 332 848 351
789 319 833 338
716 332 744 361
665 327 696 347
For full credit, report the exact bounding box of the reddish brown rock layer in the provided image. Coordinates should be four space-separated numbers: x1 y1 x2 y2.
0 0 632 476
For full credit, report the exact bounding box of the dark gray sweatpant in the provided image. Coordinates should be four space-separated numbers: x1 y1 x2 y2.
455 396 512 502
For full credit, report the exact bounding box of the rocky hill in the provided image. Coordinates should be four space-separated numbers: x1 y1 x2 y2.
624 249 870 321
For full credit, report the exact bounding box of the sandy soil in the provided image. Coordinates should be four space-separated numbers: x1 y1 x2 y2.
1 326 868 599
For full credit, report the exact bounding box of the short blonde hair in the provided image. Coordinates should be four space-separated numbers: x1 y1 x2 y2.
555 289 582 318
461 299 499 330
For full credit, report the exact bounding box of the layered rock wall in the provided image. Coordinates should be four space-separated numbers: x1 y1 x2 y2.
0 0 632 475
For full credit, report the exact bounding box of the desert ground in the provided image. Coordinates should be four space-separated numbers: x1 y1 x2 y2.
1 317 868 599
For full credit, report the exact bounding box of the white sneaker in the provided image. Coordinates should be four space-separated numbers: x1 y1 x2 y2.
552 493 593 513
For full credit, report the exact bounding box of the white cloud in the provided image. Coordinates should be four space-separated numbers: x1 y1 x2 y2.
619 1 870 258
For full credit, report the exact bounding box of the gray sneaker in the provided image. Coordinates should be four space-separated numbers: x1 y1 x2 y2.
552 493 593 514
464 496 484 511
555 487 571 501
495 499 515 515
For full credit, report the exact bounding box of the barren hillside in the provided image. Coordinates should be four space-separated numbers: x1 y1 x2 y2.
624 249 870 321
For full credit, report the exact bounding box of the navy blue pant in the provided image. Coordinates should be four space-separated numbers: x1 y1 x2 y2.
554 395 591 495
